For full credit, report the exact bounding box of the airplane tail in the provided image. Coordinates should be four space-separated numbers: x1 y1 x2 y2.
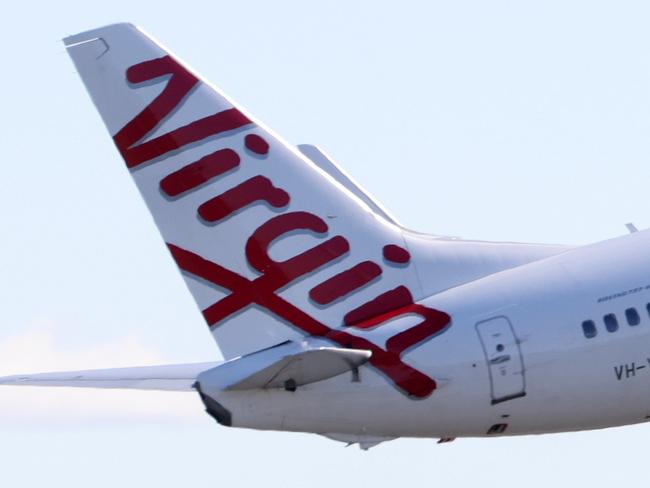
63 24 565 397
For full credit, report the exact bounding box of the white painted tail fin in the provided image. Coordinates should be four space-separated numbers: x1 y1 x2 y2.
63 23 567 399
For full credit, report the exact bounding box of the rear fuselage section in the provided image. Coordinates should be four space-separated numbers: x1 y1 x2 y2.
209 229 650 439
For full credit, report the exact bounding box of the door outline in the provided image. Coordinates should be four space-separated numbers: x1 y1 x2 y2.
476 315 526 405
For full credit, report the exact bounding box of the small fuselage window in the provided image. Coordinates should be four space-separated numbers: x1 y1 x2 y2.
581 320 597 338
626 307 641 326
581 303 647 339
604 313 619 333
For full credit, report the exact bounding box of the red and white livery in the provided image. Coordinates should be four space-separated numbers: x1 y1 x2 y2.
2 23 647 449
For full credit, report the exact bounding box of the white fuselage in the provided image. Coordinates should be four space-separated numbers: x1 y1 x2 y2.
51 23 648 444
211 229 650 439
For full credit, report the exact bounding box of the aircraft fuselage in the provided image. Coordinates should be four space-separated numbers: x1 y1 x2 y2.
211 229 650 439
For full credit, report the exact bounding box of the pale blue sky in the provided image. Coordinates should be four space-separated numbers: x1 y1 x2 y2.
2 1 650 486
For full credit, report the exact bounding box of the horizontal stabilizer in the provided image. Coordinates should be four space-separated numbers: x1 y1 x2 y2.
198 341 371 392
0 341 370 393
0 362 219 391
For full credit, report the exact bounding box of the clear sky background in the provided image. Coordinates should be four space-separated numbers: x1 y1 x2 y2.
1 1 650 486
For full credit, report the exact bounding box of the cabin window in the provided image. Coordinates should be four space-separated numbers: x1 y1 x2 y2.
604 313 619 333
581 320 597 338
646 303 650 319
626 307 641 326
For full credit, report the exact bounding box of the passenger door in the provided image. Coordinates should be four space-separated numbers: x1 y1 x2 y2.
476 316 526 404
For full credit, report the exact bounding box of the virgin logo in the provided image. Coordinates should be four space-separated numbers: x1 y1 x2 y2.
112 55 452 399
